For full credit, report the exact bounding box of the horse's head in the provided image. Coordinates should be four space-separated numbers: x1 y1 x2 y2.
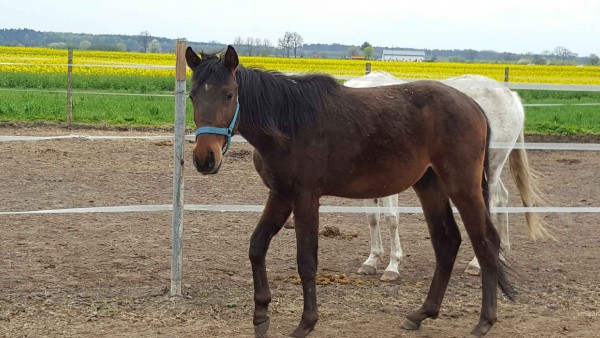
186 45 240 174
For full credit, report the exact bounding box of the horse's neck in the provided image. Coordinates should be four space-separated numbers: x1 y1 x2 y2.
239 129 277 152
237 67 277 103
236 68 291 150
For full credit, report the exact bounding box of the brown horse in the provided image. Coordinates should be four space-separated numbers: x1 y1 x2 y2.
186 45 517 338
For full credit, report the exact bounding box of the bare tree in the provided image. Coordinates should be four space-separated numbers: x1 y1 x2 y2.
553 46 576 60
138 31 151 53
278 32 293 57
262 38 272 56
233 36 244 54
290 32 304 58
263 38 272 49
246 37 255 56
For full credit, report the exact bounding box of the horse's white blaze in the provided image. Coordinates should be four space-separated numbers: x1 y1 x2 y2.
204 83 212 91
345 72 527 278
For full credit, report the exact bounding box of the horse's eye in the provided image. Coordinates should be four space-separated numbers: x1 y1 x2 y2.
225 94 233 101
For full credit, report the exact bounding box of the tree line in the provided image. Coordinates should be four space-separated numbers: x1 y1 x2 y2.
232 31 304 57
1 28 597 65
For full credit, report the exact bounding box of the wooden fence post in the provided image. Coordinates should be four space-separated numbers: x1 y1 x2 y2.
366 62 371 74
66 49 73 126
171 39 187 296
504 66 509 82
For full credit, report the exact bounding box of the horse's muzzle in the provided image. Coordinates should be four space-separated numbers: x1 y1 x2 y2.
193 151 221 174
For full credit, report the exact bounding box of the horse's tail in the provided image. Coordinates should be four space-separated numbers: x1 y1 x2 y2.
482 106 518 301
509 129 555 241
482 120 492 212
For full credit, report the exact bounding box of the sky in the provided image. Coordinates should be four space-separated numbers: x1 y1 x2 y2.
1 0 598 56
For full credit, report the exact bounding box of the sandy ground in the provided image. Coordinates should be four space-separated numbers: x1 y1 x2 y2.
0 125 599 337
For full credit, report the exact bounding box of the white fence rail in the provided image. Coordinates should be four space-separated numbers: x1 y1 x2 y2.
2 204 600 216
1 134 600 151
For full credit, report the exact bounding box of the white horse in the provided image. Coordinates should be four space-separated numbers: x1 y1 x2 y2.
344 72 549 280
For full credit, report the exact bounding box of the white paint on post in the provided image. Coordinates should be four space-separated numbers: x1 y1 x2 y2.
171 39 187 296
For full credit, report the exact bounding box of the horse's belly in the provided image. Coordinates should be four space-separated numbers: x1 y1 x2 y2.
325 164 429 199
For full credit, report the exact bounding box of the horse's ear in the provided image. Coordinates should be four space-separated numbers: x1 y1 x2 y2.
223 45 239 74
186 47 201 69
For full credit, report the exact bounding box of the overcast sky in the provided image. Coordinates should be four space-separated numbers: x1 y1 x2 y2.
1 0 598 56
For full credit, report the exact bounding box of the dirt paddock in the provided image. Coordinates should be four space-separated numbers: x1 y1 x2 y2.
1 126 599 337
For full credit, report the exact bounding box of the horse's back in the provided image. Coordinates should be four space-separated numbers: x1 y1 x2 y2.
443 75 524 144
344 71 405 88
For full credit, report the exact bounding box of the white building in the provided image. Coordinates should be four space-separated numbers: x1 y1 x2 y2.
381 50 426 62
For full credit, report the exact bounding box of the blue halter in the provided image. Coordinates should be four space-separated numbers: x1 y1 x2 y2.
194 102 240 155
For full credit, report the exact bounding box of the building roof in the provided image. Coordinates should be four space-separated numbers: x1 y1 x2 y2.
382 50 426 57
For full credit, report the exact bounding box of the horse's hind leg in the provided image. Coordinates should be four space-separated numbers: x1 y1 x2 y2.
249 191 293 337
465 179 510 276
495 180 511 253
403 169 461 330
357 198 383 275
381 194 403 281
450 189 504 337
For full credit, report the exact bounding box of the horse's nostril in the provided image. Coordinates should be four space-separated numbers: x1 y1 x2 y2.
207 151 215 168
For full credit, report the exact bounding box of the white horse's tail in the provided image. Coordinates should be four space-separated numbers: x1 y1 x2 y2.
509 130 555 241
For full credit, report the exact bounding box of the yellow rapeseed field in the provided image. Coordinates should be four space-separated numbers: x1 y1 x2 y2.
0 46 175 77
1 46 599 84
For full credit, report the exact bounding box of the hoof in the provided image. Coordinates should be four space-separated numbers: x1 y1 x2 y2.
357 264 376 275
470 319 493 337
254 318 270 338
380 270 400 282
464 265 481 276
402 318 421 330
289 325 314 338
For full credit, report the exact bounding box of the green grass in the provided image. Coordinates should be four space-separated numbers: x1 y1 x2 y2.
0 78 599 134
0 72 174 92
516 89 600 104
0 90 195 127
525 107 600 134
516 90 600 134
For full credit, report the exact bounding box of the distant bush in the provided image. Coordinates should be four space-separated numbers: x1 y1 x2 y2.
48 42 67 49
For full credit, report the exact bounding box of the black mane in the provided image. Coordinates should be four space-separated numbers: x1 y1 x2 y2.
191 52 341 144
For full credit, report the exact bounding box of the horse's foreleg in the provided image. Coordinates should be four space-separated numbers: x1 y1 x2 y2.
249 192 292 337
382 194 403 282
357 198 383 275
290 193 320 338
404 170 461 330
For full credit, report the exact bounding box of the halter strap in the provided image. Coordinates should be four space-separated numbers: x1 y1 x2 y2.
194 102 240 155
